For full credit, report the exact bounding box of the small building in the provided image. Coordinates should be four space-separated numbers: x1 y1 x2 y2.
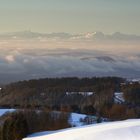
66 92 94 96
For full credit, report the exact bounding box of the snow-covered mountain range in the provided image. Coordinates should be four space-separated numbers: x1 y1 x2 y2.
0 31 140 40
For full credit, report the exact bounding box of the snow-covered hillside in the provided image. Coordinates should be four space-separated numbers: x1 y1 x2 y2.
23 119 140 140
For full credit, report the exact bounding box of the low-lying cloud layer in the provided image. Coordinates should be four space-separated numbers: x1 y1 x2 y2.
0 31 140 84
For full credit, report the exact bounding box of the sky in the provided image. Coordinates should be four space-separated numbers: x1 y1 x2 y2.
0 0 140 34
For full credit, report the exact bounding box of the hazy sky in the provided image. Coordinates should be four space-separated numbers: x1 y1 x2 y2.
0 0 140 34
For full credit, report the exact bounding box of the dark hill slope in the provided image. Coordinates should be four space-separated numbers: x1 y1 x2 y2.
0 77 124 110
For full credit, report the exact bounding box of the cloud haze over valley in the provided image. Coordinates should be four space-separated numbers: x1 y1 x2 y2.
0 31 140 83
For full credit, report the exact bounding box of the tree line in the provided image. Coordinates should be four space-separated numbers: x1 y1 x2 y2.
0 110 70 140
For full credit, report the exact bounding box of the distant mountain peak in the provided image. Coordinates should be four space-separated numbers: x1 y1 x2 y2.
0 31 139 40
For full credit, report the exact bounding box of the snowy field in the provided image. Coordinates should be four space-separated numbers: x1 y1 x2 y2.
23 119 140 140
50 112 100 127
69 113 87 126
0 109 15 116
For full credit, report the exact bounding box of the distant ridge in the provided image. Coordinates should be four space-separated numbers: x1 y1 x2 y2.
0 31 140 40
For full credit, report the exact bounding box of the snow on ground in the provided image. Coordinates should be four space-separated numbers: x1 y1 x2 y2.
114 92 125 104
69 113 103 126
26 131 57 138
0 109 15 116
51 111 99 127
69 113 87 126
23 119 140 140
66 92 94 96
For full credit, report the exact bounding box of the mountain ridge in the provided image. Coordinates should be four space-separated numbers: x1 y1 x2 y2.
0 31 140 40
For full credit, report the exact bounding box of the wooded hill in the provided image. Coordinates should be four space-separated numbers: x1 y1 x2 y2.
0 77 123 109
0 77 139 119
